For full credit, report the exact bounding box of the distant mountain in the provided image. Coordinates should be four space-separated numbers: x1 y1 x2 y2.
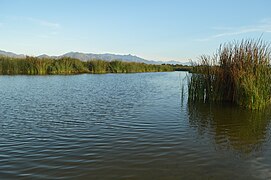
60 52 153 64
0 50 25 58
0 50 189 65
164 60 191 66
60 52 190 65
37 54 58 59
170 61 191 66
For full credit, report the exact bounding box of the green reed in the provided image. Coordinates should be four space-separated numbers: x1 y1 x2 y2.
86 59 173 73
0 56 173 75
188 39 271 110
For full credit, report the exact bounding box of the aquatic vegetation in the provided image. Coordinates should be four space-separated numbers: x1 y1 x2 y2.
87 59 173 73
187 39 271 110
87 59 109 74
170 64 193 72
0 56 89 75
0 57 173 75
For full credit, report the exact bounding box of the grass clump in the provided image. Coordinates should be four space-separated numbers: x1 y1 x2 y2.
188 39 271 110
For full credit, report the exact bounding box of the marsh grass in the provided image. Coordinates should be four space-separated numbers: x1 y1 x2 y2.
187 39 271 110
0 57 173 75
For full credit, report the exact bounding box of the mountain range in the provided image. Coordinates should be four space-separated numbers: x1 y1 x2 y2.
0 50 189 65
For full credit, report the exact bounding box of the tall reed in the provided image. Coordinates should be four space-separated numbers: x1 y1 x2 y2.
188 39 271 110
0 57 173 75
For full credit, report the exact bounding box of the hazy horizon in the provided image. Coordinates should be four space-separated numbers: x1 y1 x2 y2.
1 0 271 62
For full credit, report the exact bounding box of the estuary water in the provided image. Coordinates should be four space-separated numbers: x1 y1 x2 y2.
0 72 271 179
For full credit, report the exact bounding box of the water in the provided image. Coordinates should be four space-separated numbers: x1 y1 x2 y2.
0 72 271 179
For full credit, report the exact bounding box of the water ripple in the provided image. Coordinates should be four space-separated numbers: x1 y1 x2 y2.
0 72 271 179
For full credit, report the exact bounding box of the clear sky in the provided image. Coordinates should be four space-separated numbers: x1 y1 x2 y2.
0 0 271 62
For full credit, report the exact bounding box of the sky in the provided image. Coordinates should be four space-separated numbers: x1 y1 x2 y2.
0 0 271 62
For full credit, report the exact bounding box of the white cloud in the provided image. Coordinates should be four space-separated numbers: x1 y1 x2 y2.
37 32 59 39
27 17 60 29
40 20 60 29
196 18 271 41
37 34 50 39
6 16 61 29
260 18 271 24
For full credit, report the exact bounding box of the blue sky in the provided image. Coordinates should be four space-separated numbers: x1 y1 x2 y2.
0 0 271 62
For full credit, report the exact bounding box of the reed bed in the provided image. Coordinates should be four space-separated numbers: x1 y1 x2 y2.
188 39 271 110
0 57 173 75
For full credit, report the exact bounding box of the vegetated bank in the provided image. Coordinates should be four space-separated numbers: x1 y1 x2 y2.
0 56 173 75
187 39 271 110
168 64 193 72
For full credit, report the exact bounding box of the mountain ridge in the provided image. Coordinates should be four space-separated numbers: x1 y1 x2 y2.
0 50 189 65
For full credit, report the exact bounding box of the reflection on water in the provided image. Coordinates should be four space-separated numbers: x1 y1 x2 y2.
188 103 271 155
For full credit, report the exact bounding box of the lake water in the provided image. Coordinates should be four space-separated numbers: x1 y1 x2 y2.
0 72 271 179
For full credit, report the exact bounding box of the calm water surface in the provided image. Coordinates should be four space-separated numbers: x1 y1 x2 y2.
0 72 271 179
